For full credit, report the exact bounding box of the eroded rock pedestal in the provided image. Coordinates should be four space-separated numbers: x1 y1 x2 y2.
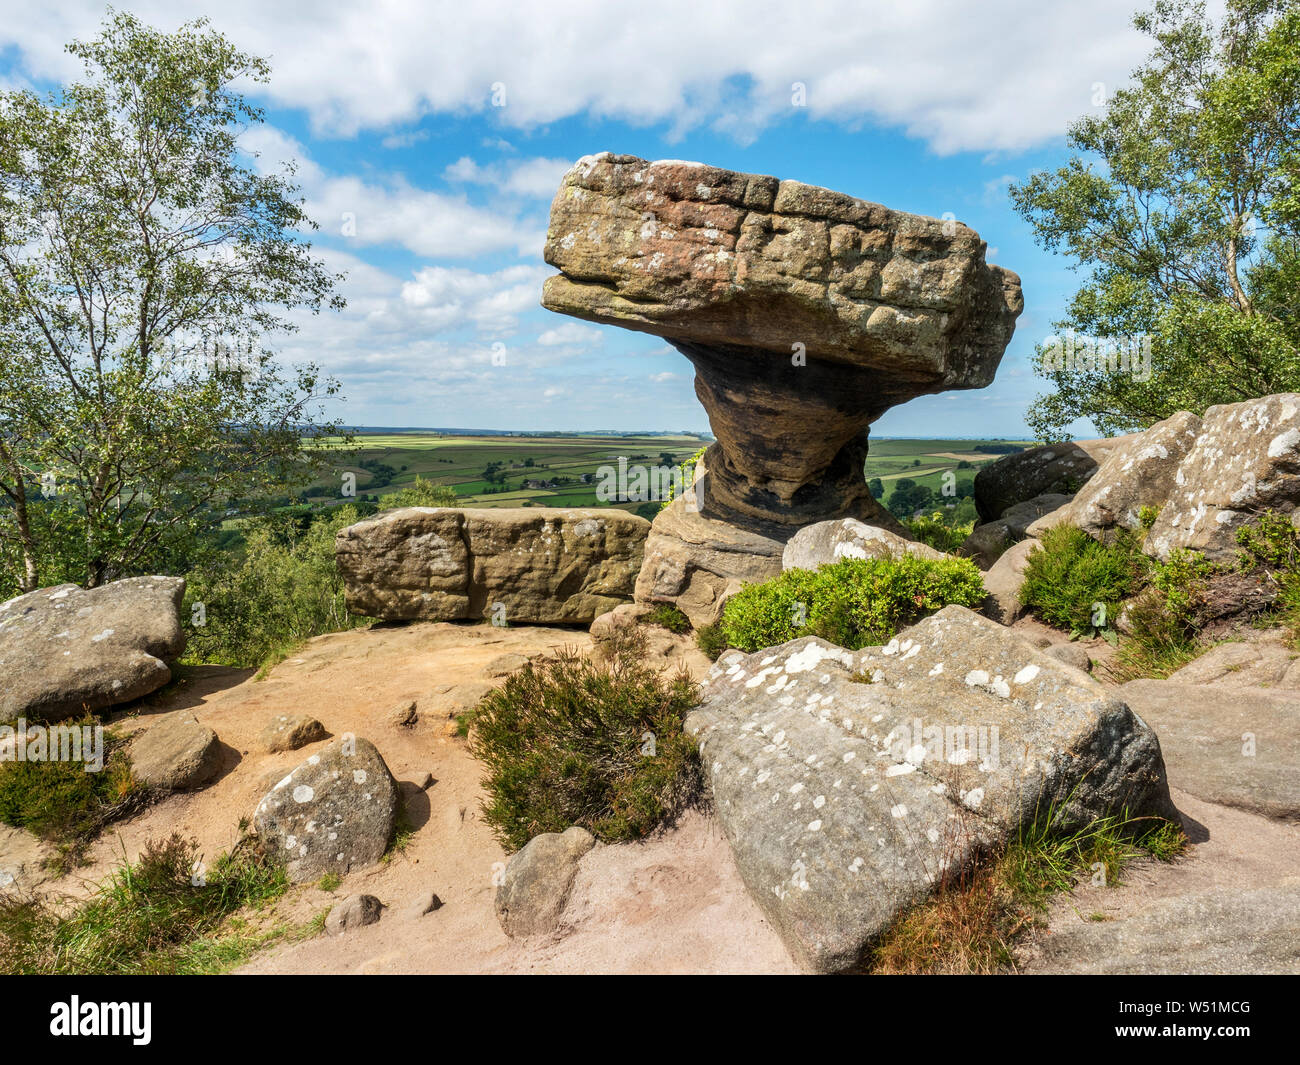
542 153 1023 619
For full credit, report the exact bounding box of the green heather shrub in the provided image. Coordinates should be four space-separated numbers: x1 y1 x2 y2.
904 511 976 553
694 622 728 661
471 628 702 852
719 555 986 654
0 833 288 975
1018 526 1144 635
643 603 691 634
0 723 142 871
1235 511 1300 641
183 505 367 669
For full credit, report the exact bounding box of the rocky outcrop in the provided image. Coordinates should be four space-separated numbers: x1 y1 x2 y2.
129 710 223 791
543 153 1022 532
495 826 596 937
973 438 1130 523
686 605 1176 973
1119 680 1300 819
1056 412 1202 539
541 153 1021 616
253 737 398 883
0 577 186 723
782 518 946 571
1143 395 1300 560
335 507 648 623
960 492 1072 568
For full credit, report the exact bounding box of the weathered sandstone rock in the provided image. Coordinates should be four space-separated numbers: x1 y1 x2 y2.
1119 680 1300 819
960 492 1072 568
542 153 1021 569
687 606 1176 972
335 507 648 623
254 737 398 883
130 710 223 791
1144 395 1300 560
495 826 596 938
259 714 328 753
782 518 946 571
973 437 1132 523
0 577 186 723
980 537 1039 623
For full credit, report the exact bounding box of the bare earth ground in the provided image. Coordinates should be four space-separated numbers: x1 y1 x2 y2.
7 617 1299 974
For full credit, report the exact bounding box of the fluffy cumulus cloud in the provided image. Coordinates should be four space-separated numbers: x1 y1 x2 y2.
2 0 1153 154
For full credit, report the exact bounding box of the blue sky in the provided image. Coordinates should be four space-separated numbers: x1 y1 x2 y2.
0 0 1170 438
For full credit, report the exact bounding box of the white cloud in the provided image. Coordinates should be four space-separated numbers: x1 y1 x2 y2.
401 264 550 336
537 322 603 347
650 371 678 383
1 0 1159 154
443 155 574 198
239 125 536 258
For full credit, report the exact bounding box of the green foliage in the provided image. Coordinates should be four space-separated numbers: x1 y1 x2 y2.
182 505 366 669
470 630 702 852
694 622 728 661
720 555 986 654
0 723 142 872
0 12 345 594
867 477 885 499
0 833 288 974
905 511 976 553
643 603 691 634
377 476 458 510
887 477 934 519
659 446 707 511
1019 526 1145 635
1235 510 1300 641
1010 0 1300 439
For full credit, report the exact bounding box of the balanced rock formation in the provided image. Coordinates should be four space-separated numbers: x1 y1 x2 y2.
0 576 186 723
253 737 398 883
542 154 1022 619
336 507 648 623
687 605 1176 973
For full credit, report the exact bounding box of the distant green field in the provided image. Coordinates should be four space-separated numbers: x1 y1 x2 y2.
293 432 1032 517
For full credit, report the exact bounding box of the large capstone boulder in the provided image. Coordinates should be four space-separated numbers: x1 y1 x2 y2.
253 737 398 883
687 605 1176 973
541 153 1021 615
782 518 945 571
0 577 186 723
335 507 648 623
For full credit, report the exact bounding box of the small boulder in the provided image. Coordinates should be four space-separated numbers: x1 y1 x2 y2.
259 714 327 753
782 518 946 571
254 737 398 882
325 894 383 936
980 538 1039 623
960 493 1072 569
387 699 418 728
495 826 596 938
129 710 222 791
403 891 444 920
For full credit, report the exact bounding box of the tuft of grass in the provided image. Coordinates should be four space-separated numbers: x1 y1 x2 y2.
643 603 691 634
316 872 341 892
383 803 416 862
0 721 146 874
869 798 1186 974
470 627 702 852
721 555 986 654
0 833 288 975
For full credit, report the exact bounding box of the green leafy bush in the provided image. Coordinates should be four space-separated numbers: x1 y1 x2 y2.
720 555 986 653
1019 526 1144 635
471 629 702 852
183 505 367 669
0 723 143 871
